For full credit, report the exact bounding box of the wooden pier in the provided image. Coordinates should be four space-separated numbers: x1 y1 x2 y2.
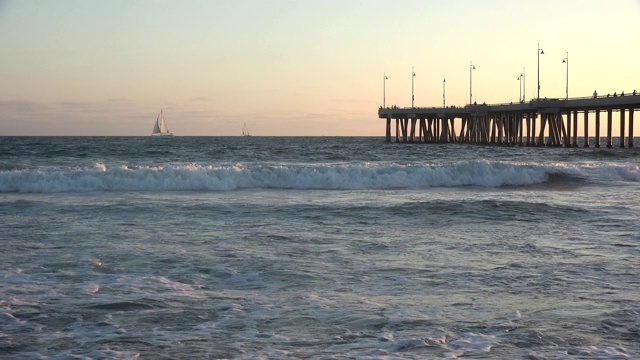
378 94 640 147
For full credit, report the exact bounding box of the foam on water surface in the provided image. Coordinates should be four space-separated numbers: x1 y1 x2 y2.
1 160 638 193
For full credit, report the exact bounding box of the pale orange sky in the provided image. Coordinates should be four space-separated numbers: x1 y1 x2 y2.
1 0 639 136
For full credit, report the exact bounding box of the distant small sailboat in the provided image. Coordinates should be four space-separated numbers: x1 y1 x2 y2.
241 122 252 137
151 109 174 137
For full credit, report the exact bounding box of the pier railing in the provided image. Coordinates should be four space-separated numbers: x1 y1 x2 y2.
380 92 640 112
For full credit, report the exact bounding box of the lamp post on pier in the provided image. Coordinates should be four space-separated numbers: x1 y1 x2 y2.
383 73 388 108
562 52 569 99
469 61 475 105
443 77 446 108
517 74 522 103
537 43 544 101
522 68 525 102
411 67 416 108
517 68 525 103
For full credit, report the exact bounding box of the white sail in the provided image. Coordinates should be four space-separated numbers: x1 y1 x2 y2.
153 115 161 134
242 122 251 137
151 109 174 137
159 111 169 133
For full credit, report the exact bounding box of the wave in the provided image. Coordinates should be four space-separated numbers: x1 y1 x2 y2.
0 161 638 193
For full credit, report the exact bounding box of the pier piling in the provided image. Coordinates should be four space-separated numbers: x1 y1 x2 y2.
620 109 626 148
629 110 635 147
583 111 589 147
595 110 601 148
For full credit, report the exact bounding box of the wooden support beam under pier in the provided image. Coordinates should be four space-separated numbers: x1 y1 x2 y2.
629 109 635 148
518 114 524 145
620 109 626 148
566 111 572 147
607 109 613 148
573 110 578 147
583 111 589 147
595 111 601 148
559 113 568 147
386 118 391 142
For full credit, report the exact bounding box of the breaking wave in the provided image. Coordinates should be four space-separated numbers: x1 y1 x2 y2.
1 161 638 193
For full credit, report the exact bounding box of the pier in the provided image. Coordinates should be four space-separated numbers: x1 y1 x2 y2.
378 94 640 147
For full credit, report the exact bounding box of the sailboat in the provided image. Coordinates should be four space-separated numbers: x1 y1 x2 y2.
151 109 174 137
241 122 251 137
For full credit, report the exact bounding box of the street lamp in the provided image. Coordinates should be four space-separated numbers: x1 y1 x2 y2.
517 68 525 103
517 74 522 103
411 67 416 108
522 68 525 102
537 43 544 101
562 52 568 99
443 77 446 107
383 73 388 108
470 61 476 105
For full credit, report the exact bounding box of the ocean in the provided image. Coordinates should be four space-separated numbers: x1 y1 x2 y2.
1 136 639 359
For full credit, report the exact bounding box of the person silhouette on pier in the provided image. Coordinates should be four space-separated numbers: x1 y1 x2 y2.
593 90 598 98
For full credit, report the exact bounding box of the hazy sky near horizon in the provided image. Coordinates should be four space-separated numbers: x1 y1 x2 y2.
1 0 640 136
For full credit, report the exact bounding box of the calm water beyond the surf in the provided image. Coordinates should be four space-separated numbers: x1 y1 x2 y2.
1 136 640 359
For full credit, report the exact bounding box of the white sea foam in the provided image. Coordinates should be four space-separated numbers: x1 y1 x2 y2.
0 161 638 193
446 332 500 355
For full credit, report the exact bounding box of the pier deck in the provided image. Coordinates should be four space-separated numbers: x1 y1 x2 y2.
378 94 640 147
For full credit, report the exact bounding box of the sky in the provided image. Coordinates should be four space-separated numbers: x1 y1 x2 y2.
1 0 640 136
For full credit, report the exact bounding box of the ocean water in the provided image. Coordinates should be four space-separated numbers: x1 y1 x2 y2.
1 136 640 359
